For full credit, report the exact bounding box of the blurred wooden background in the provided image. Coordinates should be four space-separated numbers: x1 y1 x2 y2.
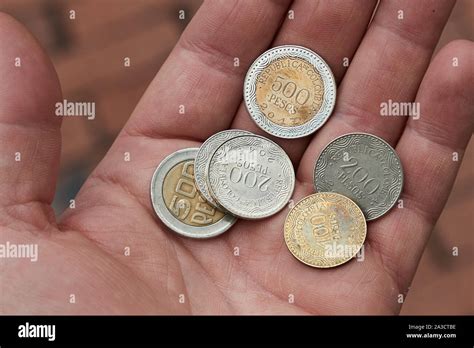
0 0 472 314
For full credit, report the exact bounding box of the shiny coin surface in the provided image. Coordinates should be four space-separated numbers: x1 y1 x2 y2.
151 148 237 238
244 45 336 139
207 134 295 219
314 133 404 221
194 129 252 209
284 192 367 268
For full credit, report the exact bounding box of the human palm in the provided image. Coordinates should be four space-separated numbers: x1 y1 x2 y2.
1 1 472 314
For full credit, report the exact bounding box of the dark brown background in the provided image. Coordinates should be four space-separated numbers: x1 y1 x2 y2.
1 0 472 314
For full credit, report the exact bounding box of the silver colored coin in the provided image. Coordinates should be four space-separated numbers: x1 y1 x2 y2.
207 135 295 219
194 129 252 209
244 45 336 139
313 133 404 221
150 148 237 238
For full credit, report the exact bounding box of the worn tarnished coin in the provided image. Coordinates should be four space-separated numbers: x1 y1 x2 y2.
314 133 404 221
284 192 367 268
194 129 252 209
207 135 295 219
244 45 336 139
151 148 236 238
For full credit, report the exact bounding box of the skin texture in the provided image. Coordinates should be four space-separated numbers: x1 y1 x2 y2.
0 0 472 314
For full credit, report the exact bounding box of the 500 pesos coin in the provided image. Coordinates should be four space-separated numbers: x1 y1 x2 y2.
244 45 336 139
151 148 236 238
284 192 367 268
207 134 295 219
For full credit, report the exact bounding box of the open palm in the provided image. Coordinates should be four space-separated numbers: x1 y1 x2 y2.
1 0 472 314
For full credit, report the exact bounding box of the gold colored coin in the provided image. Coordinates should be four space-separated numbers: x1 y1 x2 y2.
162 160 225 227
284 192 366 268
255 56 324 127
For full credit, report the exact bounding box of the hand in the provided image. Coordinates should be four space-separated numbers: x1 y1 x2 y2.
1 0 472 314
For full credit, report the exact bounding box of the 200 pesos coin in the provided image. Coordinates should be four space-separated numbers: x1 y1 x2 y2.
284 192 366 268
194 129 252 209
207 134 295 219
150 148 236 238
244 45 336 138
313 133 404 220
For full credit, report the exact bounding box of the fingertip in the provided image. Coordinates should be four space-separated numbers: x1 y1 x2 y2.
0 11 62 127
430 40 474 101
416 39 474 142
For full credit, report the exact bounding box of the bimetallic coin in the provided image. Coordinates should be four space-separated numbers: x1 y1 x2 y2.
150 148 236 238
194 129 252 209
207 135 295 219
314 133 404 221
284 192 367 268
244 45 336 139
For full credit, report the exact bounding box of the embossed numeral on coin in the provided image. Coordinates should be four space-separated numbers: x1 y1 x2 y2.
229 166 271 192
339 157 381 195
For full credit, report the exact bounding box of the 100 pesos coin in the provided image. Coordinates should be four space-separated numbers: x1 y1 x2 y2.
207 134 295 219
244 45 336 139
284 192 367 268
151 148 236 238
313 133 404 220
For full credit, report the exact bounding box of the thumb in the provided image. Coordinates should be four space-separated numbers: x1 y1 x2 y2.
0 13 62 228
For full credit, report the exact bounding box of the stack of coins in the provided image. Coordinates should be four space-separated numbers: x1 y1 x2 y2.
150 130 295 238
151 45 404 269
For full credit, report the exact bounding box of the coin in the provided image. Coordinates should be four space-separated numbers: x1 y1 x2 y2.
244 45 336 139
194 129 252 209
313 133 404 221
207 134 295 219
284 192 367 268
150 148 237 238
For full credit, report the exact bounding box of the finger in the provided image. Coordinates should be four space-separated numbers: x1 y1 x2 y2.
232 0 377 162
125 0 292 141
277 0 378 82
368 40 474 292
0 13 62 223
62 0 293 223
299 0 455 181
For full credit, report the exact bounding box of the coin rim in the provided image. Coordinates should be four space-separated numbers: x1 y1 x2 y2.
194 129 252 209
243 45 336 139
313 132 404 221
284 192 367 268
206 134 295 219
150 148 237 238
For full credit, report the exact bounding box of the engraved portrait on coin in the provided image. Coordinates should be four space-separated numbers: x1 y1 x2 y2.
313 133 404 220
207 135 295 219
